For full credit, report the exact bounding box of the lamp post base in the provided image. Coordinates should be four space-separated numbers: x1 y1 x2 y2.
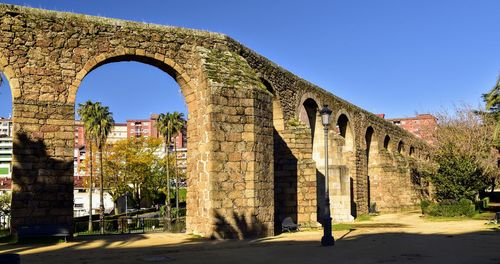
321 217 335 247
321 235 335 246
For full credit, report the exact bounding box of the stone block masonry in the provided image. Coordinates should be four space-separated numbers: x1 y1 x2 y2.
0 4 431 238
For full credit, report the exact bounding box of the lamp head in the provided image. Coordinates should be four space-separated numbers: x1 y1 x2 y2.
320 104 332 126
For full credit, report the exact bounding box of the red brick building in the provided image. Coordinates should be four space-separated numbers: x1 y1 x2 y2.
386 114 437 145
127 114 160 138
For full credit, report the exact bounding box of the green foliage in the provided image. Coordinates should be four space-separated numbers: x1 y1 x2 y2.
156 112 185 217
0 192 11 221
332 223 354 231
104 137 165 206
420 200 431 214
430 105 499 203
430 149 488 202
422 199 476 217
482 74 500 148
177 188 187 203
355 214 373 222
287 117 304 127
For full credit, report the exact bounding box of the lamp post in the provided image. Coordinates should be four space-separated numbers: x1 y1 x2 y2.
320 104 335 246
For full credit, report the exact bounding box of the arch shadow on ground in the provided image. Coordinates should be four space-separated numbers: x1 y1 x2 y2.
0 226 499 264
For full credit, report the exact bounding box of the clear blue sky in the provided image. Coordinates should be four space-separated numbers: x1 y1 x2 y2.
0 0 499 121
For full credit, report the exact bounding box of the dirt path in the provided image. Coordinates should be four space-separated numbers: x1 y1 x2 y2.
1 212 499 264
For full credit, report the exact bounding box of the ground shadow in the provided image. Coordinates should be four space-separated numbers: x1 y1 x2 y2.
211 210 268 240
0 225 499 263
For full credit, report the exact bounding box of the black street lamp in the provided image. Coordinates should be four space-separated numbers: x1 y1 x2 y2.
320 104 335 247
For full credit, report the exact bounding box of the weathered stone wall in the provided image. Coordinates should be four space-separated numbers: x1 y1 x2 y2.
0 4 430 238
0 4 275 238
231 34 430 221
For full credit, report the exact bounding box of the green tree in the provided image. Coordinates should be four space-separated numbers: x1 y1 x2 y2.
77 100 96 232
432 146 488 201
169 112 185 220
90 103 114 234
0 192 10 228
104 137 166 209
431 106 496 201
482 74 500 147
156 112 185 224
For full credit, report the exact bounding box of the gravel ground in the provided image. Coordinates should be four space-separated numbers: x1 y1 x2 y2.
1 212 499 264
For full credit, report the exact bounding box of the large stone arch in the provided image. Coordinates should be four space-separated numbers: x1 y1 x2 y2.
3 4 275 239
69 52 213 235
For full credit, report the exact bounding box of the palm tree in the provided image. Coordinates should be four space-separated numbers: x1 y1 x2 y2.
169 112 185 220
483 75 500 146
156 113 173 228
77 101 96 233
89 102 114 235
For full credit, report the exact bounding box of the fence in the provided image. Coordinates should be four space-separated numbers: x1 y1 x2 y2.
74 217 185 236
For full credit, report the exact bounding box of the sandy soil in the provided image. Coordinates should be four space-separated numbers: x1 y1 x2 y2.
1 212 499 264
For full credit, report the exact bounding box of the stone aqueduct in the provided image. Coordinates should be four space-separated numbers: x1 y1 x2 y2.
0 5 429 238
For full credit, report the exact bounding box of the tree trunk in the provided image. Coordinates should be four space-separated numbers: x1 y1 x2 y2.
99 149 105 235
165 134 171 231
88 142 93 232
174 140 179 221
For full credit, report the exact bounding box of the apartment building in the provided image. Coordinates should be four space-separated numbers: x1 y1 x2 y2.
0 118 12 192
385 114 437 145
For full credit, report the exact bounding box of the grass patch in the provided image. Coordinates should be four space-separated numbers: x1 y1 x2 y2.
471 212 496 220
422 215 474 222
188 233 204 239
332 223 355 231
422 211 496 222
355 214 374 222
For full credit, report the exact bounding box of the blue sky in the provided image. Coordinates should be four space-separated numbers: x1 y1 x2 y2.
0 0 499 121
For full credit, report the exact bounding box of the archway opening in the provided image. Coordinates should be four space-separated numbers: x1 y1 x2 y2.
398 140 405 154
261 78 293 233
365 126 376 213
333 113 356 220
0 72 12 229
299 99 326 223
409 146 415 157
300 99 320 143
383 135 390 150
73 58 190 234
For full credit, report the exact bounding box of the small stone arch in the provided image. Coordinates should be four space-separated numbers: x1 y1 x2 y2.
261 78 285 131
409 146 415 157
298 93 322 130
383 135 391 150
335 111 355 151
397 140 405 154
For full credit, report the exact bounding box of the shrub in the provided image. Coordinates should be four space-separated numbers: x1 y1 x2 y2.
420 200 431 214
430 151 488 202
424 199 475 217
